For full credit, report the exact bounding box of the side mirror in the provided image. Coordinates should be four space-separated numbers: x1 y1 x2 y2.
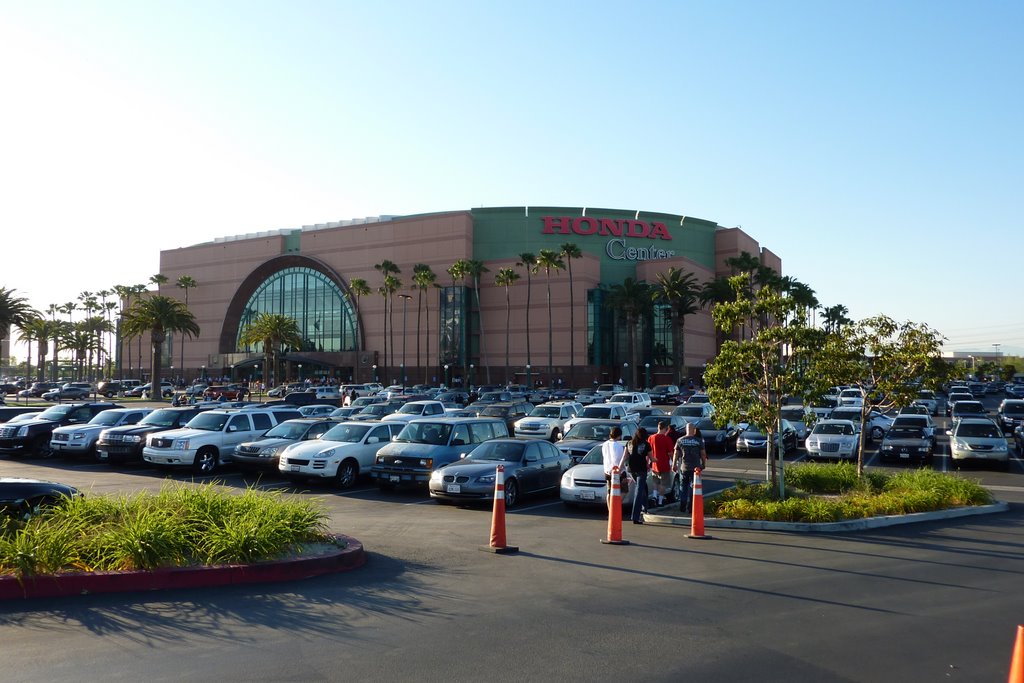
366 436 379 444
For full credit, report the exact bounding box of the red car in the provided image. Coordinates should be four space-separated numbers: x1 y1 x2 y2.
202 384 250 401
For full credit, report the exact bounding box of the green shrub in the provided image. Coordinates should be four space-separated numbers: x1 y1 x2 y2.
0 483 330 578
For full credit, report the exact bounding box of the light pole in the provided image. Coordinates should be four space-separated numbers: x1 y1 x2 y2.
623 362 629 389
400 363 405 388
469 364 474 389
372 364 378 383
399 294 412 383
230 364 235 382
526 364 531 388
645 362 650 390
444 364 450 387
201 365 206 383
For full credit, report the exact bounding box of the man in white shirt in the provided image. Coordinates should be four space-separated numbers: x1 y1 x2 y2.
601 426 626 508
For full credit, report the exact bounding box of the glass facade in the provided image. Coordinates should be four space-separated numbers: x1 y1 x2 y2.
439 285 467 368
235 267 356 354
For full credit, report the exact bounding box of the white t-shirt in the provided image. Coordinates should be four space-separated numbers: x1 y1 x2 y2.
601 439 626 475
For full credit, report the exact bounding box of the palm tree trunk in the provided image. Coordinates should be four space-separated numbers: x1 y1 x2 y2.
546 275 553 386
504 287 511 384
567 259 575 389
416 289 423 383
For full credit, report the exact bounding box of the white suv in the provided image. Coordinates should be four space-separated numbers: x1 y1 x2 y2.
381 400 447 424
514 401 582 441
142 406 302 474
605 392 652 413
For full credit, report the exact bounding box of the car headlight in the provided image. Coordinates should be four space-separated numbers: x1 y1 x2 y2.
420 458 432 468
72 432 86 441
175 439 190 450
124 434 142 443
17 426 29 437
376 455 384 464
316 448 336 459
259 447 282 457
561 472 573 487
477 473 496 484
430 470 443 481
994 443 1008 452
881 444 894 451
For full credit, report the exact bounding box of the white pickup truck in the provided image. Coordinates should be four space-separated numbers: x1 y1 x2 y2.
142 406 301 474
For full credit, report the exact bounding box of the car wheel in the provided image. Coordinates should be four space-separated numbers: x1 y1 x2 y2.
193 448 218 475
870 426 885 442
550 428 560 442
335 459 358 489
32 434 53 458
504 478 520 508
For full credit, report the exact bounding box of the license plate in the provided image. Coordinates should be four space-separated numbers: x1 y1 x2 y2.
446 484 461 493
290 465 301 472
390 475 400 483
900 453 909 459
581 490 596 500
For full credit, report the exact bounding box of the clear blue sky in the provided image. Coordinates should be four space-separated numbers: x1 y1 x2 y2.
2 1 1021 356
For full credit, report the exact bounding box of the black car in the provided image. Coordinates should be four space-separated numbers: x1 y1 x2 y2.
878 425 934 464
0 402 123 457
477 402 534 435
735 420 798 456
0 406 45 424
0 478 80 519
95 406 213 464
648 384 682 405
693 417 740 453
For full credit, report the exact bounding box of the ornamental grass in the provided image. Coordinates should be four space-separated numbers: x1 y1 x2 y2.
707 464 993 523
0 483 331 578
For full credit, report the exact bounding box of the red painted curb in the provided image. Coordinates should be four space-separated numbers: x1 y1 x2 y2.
0 534 365 601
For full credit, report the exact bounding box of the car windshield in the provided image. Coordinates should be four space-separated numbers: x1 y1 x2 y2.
887 427 925 439
37 406 74 420
564 423 612 440
1005 405 1024 416
780 408 806 421
398 403 426 415
831 411 859 422
140 409 188 427
481 393 504 401
262 421 314 439
481 406 509 417
321 424 371 443
530 406 560 418
893 417 925 428
609 394 633 403
466 441 526 462
577 389 596 396
89 412 125 426
954 403 985 414
357 405 389 416
184 413 230 431
813 423 854 435
956 423 1001 438
396 422 452 445
581 407 612 418
579 445 605 464
651 385 673 393
674 406 702 417
918 391 936 400
694 418 717 431
638 417 663 431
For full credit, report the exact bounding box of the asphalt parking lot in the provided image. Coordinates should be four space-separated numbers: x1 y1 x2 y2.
1 393 1022 681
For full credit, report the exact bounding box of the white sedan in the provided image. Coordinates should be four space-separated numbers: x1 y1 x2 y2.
278 421 403 488
804 419 859 461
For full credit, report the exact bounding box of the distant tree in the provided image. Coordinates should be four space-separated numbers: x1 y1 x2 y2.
516 253 537 377
495 267 521 384
346 277 371 381
653 267 702 385
560 242 582 387
0 287 35 369
374 260 401 376
238 313 301 391
121 295 200 401
534 249 565 386
412 264 438 383
150 274 169 295
175 275 199 379
605 277 652 390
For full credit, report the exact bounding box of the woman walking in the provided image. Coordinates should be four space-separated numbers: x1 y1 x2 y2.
624 427 651 524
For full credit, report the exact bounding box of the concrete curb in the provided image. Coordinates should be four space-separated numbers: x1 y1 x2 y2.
644 502 1011 533
0 534 366 601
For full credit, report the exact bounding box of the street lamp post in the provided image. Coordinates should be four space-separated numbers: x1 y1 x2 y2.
645 362 650 390
623 362 629 389
230 364 235 382
526 364 532 388
444 364 450 387
372 364 378 383
298 364 303 382
469 364 474 390
400 363 405 388
201 365 206 383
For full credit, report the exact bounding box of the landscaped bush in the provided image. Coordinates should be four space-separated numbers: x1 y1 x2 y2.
0 483 331 578
707 464 993 523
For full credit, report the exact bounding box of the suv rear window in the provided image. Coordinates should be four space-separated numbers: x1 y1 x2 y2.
251 413 273 431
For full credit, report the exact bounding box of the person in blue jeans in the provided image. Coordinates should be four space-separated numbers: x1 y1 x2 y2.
672 422 708 514
624 427 652 524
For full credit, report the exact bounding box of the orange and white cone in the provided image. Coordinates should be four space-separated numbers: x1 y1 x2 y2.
480 464 518 554
687 467 711 540
601 466 630 545
1009 624 1024 683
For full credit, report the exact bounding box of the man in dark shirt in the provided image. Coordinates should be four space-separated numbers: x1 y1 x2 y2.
672 421 708 514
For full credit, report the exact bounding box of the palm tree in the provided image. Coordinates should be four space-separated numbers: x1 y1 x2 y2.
17 316 50 381
374 260 401 377
560 242 582 388
131 284 149 377
346 277 371 381
412 264 438 384
821 304 852 334
380 274 402 382
0 287 34 369
78 292 99 378
121 295 200 401
446 260 470 381
653 267 702 385
534 249 565 386
175 275 198 379
237 312 301 391
494 267 520 383
605 278 653 390
516 252 536 380
150 273 169 295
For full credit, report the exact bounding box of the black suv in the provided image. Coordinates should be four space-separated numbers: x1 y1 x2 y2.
96 406 212 464
0 402 123 457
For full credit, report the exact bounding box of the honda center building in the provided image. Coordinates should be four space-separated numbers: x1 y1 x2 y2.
156 206 781 389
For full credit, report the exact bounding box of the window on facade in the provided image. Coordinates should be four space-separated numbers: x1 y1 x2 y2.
235 267 356 354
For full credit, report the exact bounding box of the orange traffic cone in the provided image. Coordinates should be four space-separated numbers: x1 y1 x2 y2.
480 464 518 554
1009 624 1024 683
601 466 630 545
687 468 711 540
